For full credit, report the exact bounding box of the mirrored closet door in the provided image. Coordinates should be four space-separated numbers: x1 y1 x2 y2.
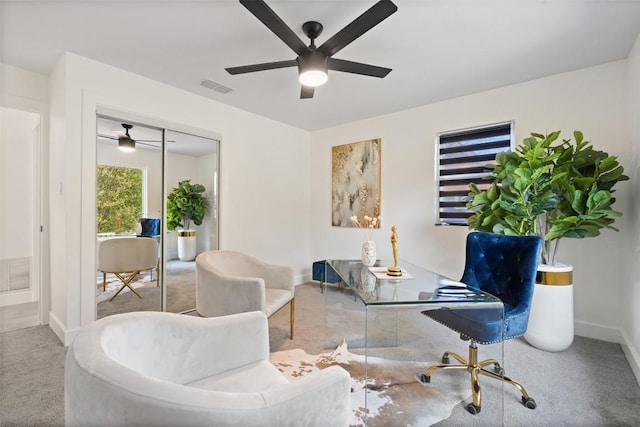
96 114 219 319
164 130 219 313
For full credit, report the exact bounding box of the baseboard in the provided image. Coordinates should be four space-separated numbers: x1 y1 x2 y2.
296 273 312 285
621 331 640 386
48 311 80 347
574 320 623 343
575 320 640 386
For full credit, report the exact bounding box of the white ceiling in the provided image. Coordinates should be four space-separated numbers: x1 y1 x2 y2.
3 1 640 131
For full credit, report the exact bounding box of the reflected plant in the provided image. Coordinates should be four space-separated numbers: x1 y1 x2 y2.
167 180 208 231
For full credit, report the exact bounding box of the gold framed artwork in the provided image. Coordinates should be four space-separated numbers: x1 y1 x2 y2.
332 138 381 227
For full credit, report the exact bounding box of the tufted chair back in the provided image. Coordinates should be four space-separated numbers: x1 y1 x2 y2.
460 231 542 338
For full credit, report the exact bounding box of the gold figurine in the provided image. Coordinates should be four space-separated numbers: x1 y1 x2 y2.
387 225 402 276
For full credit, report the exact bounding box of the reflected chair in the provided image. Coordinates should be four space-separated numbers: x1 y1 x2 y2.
137 217 161 280
420 231 542 414
196 251 295 339
137 218 161 239
97 237 159 301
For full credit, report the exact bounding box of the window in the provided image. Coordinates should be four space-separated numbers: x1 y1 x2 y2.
435 121 514 226
96 164 144 234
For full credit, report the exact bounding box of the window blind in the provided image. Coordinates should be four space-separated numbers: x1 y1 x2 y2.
436 122 513 225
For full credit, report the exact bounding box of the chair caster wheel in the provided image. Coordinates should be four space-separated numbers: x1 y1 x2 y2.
522 396 536 409
441 355 450 364
419 374 431 383
494 365 505 375
465 403 481 415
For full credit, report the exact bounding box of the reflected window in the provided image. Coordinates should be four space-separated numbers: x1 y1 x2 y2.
96 164 144 234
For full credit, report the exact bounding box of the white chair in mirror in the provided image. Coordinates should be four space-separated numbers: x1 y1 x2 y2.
97 237 159 301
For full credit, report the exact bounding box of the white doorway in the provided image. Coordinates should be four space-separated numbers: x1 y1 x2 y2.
0 106 42 332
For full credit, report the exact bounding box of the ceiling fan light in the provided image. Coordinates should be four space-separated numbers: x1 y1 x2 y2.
119 137 136 152
297 50 328 87
299 69 328 87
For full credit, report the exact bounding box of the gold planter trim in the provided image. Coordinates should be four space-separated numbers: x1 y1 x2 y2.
178 230 196 237
536 264 573 286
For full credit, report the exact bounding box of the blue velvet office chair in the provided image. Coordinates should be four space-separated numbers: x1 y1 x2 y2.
420 231 542 415
137 218 161 238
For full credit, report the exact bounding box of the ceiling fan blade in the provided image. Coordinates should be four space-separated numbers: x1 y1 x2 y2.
318 0 397 57
97 134 117 140
240 0 310 56
226 59 297 75
300 86 315 99
328 58 391 78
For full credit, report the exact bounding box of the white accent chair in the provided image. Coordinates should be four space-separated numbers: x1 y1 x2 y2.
97 237 159 301
65 311 351 427
196 250 296 339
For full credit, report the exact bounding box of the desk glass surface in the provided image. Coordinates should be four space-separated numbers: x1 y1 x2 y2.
326 259 502 308
324 259 505 425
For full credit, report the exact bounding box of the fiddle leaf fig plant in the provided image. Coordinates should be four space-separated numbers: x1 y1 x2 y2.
167 180 208 231
467 130 628 265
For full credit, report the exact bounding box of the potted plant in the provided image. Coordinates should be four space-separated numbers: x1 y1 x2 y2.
467 130 628 351
167 180 208 261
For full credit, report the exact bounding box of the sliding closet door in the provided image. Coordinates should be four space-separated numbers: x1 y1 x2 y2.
96 116 163 318
164 130 219 313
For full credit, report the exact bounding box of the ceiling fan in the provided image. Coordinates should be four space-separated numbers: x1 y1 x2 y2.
97 123 163 152
225 0 398 99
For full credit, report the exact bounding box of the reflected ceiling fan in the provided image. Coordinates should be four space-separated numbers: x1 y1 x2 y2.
225 0 398 99
98 123 169 152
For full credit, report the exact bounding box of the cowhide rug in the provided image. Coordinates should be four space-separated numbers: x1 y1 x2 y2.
270 340 468 426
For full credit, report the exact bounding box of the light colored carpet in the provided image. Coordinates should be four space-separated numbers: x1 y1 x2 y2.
271 340 466 426
1 282 640 426
96 260 196 318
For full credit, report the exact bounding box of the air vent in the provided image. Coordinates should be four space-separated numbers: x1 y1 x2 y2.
200 79 233 94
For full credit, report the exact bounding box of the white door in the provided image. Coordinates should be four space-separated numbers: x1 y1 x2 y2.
0 106 41 326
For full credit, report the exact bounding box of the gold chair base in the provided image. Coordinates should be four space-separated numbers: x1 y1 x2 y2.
109 271 144 302
420 341 536 414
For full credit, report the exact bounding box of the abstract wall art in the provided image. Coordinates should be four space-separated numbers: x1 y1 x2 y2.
332 138 381 227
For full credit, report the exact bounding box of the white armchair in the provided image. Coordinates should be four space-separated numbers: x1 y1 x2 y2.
65 311 351 427
97 237 158 301
196 250 296 338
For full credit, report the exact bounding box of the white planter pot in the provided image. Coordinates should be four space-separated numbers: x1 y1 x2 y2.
361 240 376 267
177 230 196 261
524 263 574 352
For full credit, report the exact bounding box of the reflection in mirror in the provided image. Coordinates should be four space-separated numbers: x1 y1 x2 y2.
96 116 163 318
165 130 219 314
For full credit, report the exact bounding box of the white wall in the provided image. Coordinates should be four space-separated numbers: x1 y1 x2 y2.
624 33 640 382
310 60 632 345
48 53 311 344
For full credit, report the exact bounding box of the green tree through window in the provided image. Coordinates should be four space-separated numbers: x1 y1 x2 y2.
97 165 143 234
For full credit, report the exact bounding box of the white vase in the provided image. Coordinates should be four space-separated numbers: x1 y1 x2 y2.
361 240 376 266
177 230 196 261
524 263 574 352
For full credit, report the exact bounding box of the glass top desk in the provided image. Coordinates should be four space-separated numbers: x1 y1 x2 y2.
323 259 505 425
326 259 501 307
